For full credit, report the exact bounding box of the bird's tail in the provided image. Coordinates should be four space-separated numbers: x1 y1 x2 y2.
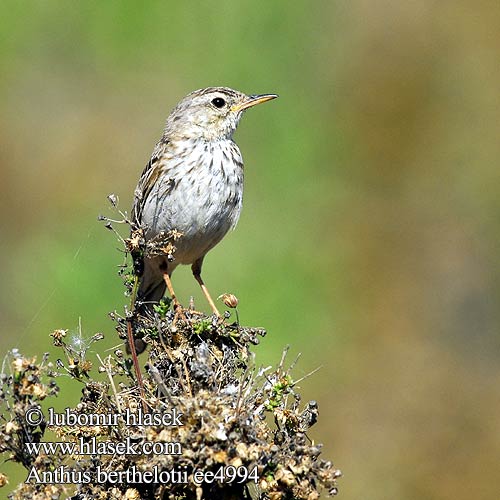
127 257 166 354
134 257 167 310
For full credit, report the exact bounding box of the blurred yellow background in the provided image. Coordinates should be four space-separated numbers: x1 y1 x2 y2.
1 1 499 498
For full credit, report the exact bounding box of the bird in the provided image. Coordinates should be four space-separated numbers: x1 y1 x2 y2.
130 87 278 321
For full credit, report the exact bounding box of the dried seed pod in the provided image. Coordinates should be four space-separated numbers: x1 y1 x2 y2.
218 293 239 308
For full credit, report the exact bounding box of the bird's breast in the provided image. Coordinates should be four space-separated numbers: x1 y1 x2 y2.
141 139 244 264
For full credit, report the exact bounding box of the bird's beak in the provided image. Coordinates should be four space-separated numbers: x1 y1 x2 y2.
233 93 278 112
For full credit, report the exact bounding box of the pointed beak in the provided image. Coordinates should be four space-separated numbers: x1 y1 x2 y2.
233 93 278 112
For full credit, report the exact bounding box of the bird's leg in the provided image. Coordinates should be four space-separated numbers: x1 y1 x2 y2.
192 259 221 317
162 272 187 322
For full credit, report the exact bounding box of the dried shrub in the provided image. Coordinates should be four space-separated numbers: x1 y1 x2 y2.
0 200 341 499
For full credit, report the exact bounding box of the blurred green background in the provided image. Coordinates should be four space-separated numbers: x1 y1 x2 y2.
1 1 500 498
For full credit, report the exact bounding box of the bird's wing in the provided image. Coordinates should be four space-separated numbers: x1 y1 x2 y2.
130 140 170 302
131 140 169 227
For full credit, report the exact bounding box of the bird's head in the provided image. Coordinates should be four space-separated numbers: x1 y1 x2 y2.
164 87 278 141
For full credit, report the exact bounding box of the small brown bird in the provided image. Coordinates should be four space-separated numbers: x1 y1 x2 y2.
131 87 278 317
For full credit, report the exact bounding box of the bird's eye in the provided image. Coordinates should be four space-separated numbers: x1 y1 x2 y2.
211 97 226 108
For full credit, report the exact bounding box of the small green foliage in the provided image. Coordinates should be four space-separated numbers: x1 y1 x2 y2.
192 318 212 335
266 375 294 411
153 297 172 318
145 326 159 341
122 272 136 296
